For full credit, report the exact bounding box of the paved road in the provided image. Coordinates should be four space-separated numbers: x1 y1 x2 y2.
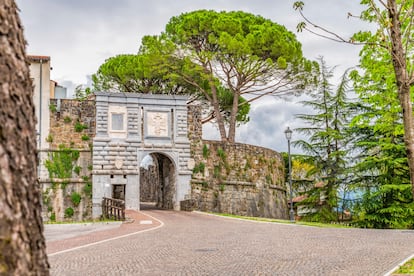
44 221 122 242
48 209 414 275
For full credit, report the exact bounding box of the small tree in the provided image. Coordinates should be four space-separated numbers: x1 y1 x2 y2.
293 58 352 222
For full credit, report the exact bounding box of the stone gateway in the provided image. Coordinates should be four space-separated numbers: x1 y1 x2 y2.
42 92 288 221
92 92 193 218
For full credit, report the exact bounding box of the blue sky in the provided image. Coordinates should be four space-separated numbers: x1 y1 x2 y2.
16 0 368 153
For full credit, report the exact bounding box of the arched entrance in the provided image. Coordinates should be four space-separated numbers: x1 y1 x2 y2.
139 153 176 209
92 92 193 218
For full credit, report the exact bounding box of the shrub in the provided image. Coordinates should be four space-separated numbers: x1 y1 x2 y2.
74 121 88 132
193 162 205 174
46 134 53 143
64 207 74 218
49 104 57 112
63 116 72 123
73 165 82 175
83 181 92 198
202 144 210 158
70 192 82 207
217 147 226 160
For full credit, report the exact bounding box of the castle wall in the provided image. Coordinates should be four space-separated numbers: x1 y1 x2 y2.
191 140 288 219
42 94 288 221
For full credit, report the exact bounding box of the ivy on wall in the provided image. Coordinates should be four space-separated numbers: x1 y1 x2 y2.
45 144 80 188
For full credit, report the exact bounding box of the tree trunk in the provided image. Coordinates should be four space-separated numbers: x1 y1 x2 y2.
209 81 228 142
227 91 240 143
0 0 50 274
387 0 414 200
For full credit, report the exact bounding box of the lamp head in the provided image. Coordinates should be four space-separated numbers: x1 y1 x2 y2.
284 127 293 140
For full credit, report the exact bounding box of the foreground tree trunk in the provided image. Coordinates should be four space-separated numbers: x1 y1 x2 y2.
387 0 414 199
0 0 50 274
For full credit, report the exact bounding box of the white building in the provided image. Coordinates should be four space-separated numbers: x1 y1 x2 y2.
28 55 67 179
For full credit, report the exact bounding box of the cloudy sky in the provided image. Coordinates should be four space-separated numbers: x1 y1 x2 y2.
16 0 369 153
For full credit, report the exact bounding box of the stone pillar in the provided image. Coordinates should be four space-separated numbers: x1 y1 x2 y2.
92 174 111 218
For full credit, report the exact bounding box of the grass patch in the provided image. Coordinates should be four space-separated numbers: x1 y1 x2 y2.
393 258 414 274
210 212 352 228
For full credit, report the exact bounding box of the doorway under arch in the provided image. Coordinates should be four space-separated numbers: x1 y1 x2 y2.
139 152 176 209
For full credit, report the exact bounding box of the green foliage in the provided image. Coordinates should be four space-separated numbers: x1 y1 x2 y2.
63 116 72 123
349 24 413 228
219 184 225 192
202 144 210 158
83 181 93 198
49 103 57 112
213 165 221 179
201 181 208 191
73 165 81 176
45 144 80 181
165 10 318 141
394 257 414 274
74 85 92 101
301 205 338 223
192 162 205 174
293 58 353 222
217 147 226 160
70 192 82 207
352 185 414 229
94 9 317 142
46 134 53 143
50 212 56 221
81 134 90 141
74 121 88 132
64 207 74 218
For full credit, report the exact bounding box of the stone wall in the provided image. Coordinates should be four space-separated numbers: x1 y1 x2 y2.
92 92 192 217
49 98 96 149
41 179 93 222
190 140 288 219
41 96 288 221
40 98 95 222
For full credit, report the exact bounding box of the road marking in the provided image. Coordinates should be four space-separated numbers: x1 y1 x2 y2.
48 212 164 257
383 252 414 276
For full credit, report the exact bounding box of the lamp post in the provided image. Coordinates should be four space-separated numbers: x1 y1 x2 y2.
284 127 295 222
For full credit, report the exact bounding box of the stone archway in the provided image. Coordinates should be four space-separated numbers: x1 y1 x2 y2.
140 153 176 209
92 92 193 218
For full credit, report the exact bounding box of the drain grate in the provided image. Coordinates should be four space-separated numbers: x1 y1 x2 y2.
195 248 218 252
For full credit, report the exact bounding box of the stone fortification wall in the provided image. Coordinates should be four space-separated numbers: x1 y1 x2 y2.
40 98 95 222
41 96 288 221
190 140 288 219
48 98 96 149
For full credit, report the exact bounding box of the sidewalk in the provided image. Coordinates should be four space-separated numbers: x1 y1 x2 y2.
45 210 162 255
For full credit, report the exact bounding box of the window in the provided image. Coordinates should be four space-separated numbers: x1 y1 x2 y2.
111 113 124 131
108 106 127 137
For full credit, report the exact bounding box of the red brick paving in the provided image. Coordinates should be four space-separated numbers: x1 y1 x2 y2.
46 210 161 255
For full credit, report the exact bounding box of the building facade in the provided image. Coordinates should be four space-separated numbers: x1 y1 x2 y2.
28 55 52 179
92 92 193 218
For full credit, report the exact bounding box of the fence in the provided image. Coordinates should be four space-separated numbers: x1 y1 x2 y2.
102 197 125 221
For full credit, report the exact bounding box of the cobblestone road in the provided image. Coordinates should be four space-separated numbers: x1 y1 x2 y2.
48 209 414 275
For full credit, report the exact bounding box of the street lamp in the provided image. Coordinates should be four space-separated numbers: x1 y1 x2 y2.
284 127 295 222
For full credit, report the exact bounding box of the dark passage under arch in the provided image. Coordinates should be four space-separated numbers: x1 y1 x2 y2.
140 153 176 209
